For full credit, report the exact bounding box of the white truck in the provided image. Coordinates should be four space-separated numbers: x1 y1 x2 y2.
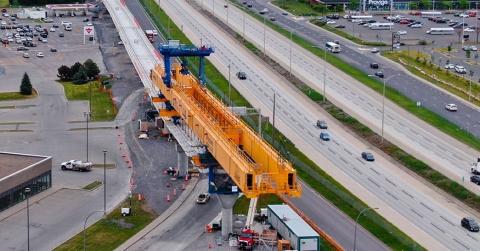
471 158 480 175
61 160 93 171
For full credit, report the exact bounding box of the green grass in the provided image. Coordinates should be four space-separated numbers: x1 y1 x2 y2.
0 0 8 7
58 81 115 121
83 181 102 190
271 0 321 16
0 88 38 101
54 196 158 251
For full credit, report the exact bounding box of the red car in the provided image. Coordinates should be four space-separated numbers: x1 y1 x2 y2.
469 13 476 17
1 9 7 13
412 11 421 16
399 20 410 24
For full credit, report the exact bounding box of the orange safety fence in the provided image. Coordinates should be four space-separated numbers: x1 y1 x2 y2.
98 82 118 115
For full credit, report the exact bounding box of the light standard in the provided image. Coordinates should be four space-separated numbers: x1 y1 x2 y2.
353 207 379 251
312 45 328 102
263 15 266 56
462 15 465 48
25 187 30 251
228 64 232 107
242 6 246 42
224 3 229 26
212 0 215 17
103 150 107 215
84 211 103 251
84 111 91 162
371 74 395 143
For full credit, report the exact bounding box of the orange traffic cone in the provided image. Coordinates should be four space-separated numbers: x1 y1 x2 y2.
174 189 177 196
185 174 189 181
167 182 170 187
208 241 212 248
167 194 171 202
182 183 186 190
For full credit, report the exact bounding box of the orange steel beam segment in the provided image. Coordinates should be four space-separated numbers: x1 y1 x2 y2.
150 64 301 198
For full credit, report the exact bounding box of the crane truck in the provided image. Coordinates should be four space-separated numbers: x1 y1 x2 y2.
61 160 92 171
145 30 154 43
237 198 260 250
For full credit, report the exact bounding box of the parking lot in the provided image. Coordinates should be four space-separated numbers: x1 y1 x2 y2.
323 11 480 48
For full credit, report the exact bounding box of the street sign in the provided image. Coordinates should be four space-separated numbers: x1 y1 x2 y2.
83 26 95 36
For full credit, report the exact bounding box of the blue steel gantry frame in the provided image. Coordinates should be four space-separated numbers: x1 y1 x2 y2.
158 43 214 87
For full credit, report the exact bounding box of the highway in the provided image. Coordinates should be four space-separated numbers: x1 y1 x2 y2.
159 0 480 250
244 0 480 180
119 0 388 250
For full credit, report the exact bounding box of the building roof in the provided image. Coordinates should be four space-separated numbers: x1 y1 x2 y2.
268 204 319 237
45 4 95 10
0 152 49 179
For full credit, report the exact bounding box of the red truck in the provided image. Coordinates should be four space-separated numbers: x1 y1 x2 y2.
145 30 154 43
237 229 259 250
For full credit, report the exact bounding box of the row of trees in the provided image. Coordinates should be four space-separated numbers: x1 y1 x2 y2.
57 59 100 84
408 0 470 10
12 0 78 5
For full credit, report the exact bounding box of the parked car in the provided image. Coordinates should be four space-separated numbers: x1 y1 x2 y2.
196 193 210 204
470 46 478 51
320 132 330 141
462 46 470 51
22 52 29 58
237 71 247 79
445 103 458 111
50 47 57 52
371 48 379 53
17 46 29 51
82 18 89 22
59 32 64 37
36 52 44 57
470 175 480 184
464 28 475 32
461 217 480 232
397 30 407 35
316 120 328 129
375 71 384 78
459 13 470 18
411 24 422 28
399 20 410 24
444 64 455 69
86 22 93 26
49 27 55 32
370 62 379 69
361 152 375 161
335 24 345 28
326 20 335 24
455 65 467 74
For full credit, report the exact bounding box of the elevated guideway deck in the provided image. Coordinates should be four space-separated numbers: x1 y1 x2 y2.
103 0 198 155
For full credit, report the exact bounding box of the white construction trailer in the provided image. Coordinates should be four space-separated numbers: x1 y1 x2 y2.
267 204 320 251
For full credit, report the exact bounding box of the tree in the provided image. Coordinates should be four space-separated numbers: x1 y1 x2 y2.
442 1 453 9
409 2 419 10
83 59 100 79
57 65 71 81
459 0 469 10
70 62 83 79
466 49 471 59
420 0 432 9
72 67 89 84
475 53 479 64
20 72 32 95
348 0 359 11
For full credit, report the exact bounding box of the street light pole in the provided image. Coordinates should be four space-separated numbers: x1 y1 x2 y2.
228 64 232 107
353 207 379 251
289 29 293 76
462 15 465 48
242 6 246 42
225 4 229 26
381 77 386 143
263 16 266 56
103 150 107 215
84 111 91 162
25 187 30 251
323 45 327 103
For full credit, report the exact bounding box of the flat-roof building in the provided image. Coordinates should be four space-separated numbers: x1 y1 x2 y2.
0 152 52 212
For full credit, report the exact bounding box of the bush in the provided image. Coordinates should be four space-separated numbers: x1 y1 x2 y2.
418 39 427 45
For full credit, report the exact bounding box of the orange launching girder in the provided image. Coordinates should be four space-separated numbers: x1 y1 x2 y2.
150 64 301 198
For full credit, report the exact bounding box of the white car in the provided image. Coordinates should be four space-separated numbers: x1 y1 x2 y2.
49 28 55 32
411 24 422 28
1 21 6 25
2 13 9 17
36 52 44 58
464 28 475 32
459 13 469 18
397 30 407 35
41 38 47 43
371 48 380 53
86 22 93 26
446 104 458 111
444 63 455 69
455 65 467 74
471 46 478 51
352 19 362 23
326 20 336 24
152 29 158 36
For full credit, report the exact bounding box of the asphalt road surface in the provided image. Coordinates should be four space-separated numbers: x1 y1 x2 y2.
166 0 480 250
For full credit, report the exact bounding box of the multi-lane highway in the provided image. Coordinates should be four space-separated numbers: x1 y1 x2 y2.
158 0 480 250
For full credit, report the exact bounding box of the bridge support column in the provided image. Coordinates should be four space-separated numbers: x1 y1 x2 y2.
218 193 238 236
175 142 188 176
